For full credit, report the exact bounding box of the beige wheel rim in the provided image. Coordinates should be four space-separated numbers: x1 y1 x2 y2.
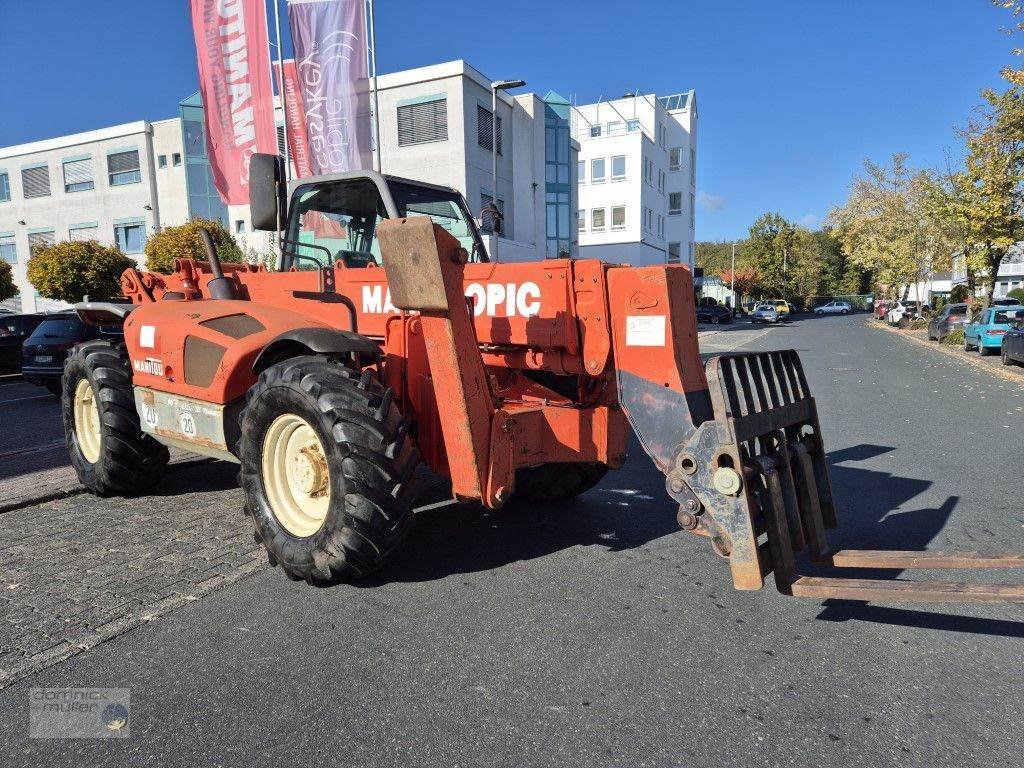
261 413 332 537
74 378 102 464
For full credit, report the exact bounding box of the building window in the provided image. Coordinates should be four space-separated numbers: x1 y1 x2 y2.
114 222 146 254
577 160 585 184
108 150 141 186
172 153 182 166
626 119 640 132
691 147 696 185
69 224 99 242
0 172 9 202
235 220 246 234
63 157 95 193
590 124 602 138
611 155 626 181
397 96 448 146
591 208 606 232
669 148 682 171
668 242 681 263
607 121 623 136
158 155 168 169
658 215 664 238
0 235 16 265
27 230 55 254
690 192 696 226
669 192 682 215
476 105 503 154
577 209 586 232
659 124 666 147
21 165 51 198
611 206 626 231
658 170 665 193
591 158 606 184
480 193 505 236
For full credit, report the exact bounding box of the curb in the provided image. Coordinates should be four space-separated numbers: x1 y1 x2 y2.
868 320 1024 384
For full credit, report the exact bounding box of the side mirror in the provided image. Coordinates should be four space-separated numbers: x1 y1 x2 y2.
249 153 287 231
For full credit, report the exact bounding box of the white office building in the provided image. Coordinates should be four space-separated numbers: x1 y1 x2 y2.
1 60 580 312
572 91 697 268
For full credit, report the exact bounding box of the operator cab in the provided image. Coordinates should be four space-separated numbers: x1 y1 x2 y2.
248 153 490 271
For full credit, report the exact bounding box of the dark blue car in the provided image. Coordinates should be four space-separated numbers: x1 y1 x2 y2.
1003 312 1024 366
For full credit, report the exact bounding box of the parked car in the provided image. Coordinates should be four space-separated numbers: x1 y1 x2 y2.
963 305 1024 356
696 303 733 324
813 301 851 315
767 300 792 316
21 313 123 394
0 313 46 371
927 303 968 342
1001 312 1024 366
750 303 781 324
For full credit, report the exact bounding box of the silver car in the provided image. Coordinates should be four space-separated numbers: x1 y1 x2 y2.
814 300 851 315
750 303 780 323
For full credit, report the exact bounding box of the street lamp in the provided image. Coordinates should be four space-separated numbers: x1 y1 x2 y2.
730 241 736 311
488 78 526 260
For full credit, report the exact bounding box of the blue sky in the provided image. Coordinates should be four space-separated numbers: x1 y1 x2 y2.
0 1 1016 241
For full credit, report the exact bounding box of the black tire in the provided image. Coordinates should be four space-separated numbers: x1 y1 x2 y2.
840 309 849 315
514 461 608 503
710 315 721 325
238 356 419 585
979 344 990 356
62 340 169 497
1002 347 1013 366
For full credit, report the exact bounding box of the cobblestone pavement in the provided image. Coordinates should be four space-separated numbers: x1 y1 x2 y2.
0 461 264 689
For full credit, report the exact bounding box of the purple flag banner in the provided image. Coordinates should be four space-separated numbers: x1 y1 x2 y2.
287 0 373 174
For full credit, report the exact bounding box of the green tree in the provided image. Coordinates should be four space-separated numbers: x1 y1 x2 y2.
830 155 955 312
943 87 1024 305
0 260 16 303
694 241 737 277
27 240 135 304
144 218 243 274
740 213 796 299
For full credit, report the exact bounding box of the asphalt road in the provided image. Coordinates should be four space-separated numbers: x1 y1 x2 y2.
1 314 1023 767
0 377 67 481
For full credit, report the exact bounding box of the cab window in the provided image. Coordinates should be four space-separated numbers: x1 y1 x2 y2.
285 178 386 271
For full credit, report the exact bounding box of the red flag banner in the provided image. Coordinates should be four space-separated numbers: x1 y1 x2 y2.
190 0 277 204
274 59 314 178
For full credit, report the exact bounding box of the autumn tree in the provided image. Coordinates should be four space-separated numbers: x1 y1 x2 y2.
718 265 761 303
27 240 135 304
144 218 243 274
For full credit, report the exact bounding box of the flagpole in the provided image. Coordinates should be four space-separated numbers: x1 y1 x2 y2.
273 0 292 182
368 0 381 173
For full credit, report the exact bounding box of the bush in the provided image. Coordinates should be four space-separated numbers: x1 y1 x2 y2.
1008 287 1024 303
944 329 965 346
27 240 135 304
907 318 928 330
144 219 243 274
0 260 15 303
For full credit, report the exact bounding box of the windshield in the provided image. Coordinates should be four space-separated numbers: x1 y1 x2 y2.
283 178 486 271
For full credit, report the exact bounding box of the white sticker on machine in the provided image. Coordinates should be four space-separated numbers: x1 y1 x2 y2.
139 325 156 348
625 315 666 347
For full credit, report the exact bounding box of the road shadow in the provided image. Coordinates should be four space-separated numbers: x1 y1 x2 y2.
815 601 1024 638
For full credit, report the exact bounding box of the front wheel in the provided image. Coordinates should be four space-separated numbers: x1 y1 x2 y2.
1003 347 1014 366
710 315 721 325
238 357 420 585
979 344 990 356
62 341 169 497
840 309 849 315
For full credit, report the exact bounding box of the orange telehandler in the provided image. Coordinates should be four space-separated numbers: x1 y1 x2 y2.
63 154 1024 601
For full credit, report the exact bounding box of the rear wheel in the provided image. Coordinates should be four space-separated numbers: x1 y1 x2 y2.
710 315 721 325
62 341 169 497
1003 346 1013 366
238 356 419 585
979 344 990 356
514 462 608 503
